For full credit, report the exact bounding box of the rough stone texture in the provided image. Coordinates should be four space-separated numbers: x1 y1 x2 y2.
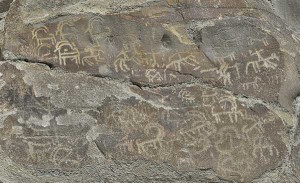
291 97 300 182
0 14 5 60
0 0 13 60
0 0 300 183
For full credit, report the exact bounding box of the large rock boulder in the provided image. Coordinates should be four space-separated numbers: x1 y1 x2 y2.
0 0 300 182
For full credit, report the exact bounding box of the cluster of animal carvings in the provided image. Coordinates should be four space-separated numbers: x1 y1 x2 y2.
30 16 201 84
97 86 286 181
32 23 103 67
0 116 90 169
28 16 284 90
0 59 286 182
0 63 90 170
196 23 284 101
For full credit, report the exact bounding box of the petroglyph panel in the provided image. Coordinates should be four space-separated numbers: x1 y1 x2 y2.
0 60 286 182
0 117 91 169
0 61 288 182
2 0 300 182
0 62 92 170
5 14 200 86
95 85 287 182
4 6 290 104
195 19 285 103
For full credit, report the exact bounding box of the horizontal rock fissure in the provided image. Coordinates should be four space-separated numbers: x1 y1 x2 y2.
4 58 289 112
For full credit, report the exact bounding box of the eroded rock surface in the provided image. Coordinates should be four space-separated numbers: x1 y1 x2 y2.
0 61 290 182
0 0 300 182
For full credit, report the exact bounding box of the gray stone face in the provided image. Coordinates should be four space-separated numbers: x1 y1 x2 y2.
273 0 300 32
0 0 300 182
0 61 290 182
0 0 12 13
0 0 11 61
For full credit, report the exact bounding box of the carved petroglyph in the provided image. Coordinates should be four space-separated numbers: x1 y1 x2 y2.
2 122 88 169
82 46 104 66
56 21 78 41
200 66 233 85
242 121 280 162
165 53 199 73
106 103 154 138
178 111 216 155
267 75 283 85
179 122 209 142
50 141 86 167
144 52 160 68
211 96 244 123
86 17 112 46
136 123 165 156
27 17 283 101
202 90 218 107
113 39 159 73
196 20 284 105
35 44 52 58
252 138 279 162
91 83 287 182
115 139 135 154
0 4 291 181
54 41 81 65
213 51 236 64
31 21 111 67
247 32 269 46
220 62 240 78
176 149 196 168
200 61 240 86
217 151 253 181
178 89 196 103
241 77 261 90
161 109 186 128
32 26 56 46
215 126 241 153
217 71 232 85
145 69 164 83
114 44 135 72
246 49 279 75
242 119 263 141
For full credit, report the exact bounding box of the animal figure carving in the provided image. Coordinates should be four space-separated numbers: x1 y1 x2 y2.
136 123 165 156
32 26 56 46
246 49 279 75
54 41 81 65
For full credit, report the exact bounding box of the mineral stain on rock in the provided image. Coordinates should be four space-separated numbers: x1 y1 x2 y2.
0 0 300 183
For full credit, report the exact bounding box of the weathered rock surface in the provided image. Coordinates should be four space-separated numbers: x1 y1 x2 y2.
4 0 300 109
0 0 12 60
0 0 300 182
0 61 290 182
